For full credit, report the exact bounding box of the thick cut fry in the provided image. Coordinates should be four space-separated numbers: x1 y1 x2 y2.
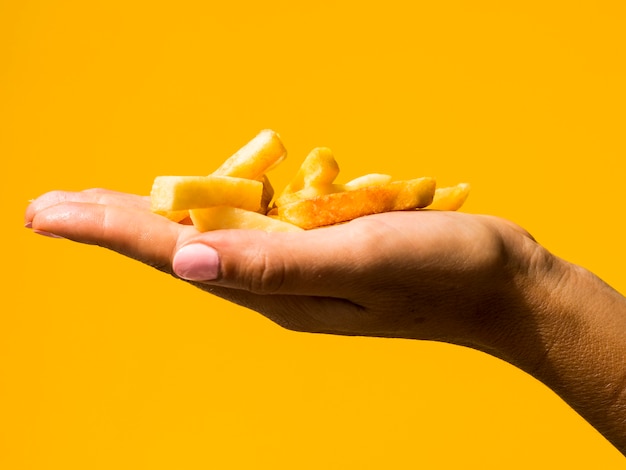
277 177 436 229
151 175 263 212
150 130 469 232
274 184 342 208
212 129 287 180
275 147 340 206
427 183 471 211
190 206 304 232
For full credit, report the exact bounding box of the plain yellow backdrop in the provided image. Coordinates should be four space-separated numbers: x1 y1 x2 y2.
2 0 625 468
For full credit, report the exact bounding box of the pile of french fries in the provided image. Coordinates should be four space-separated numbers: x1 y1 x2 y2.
150 130 470 232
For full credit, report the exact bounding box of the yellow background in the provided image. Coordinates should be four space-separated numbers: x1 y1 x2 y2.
2 0 625 467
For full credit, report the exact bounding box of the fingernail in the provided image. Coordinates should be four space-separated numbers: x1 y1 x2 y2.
24 222 32 228
173 244 220 281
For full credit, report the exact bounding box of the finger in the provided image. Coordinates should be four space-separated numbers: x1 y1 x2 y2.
171 220 379 297
30 201 196 272
30 199 370 333
26 189 149 226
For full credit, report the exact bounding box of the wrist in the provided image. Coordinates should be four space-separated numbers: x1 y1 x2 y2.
494 233 626 452
470 231 565 371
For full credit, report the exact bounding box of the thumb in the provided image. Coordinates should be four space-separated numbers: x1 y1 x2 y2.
171 227 361 296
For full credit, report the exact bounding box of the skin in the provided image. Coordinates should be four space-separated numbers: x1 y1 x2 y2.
25 188 626 454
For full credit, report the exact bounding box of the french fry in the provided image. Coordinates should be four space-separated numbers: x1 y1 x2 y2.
273 185 340 208
150 175 263 212
427 183 471 211
276 177 436 229
159 131 283 220
190 206 303 232
274 147 341 207
151 130 469 233
212 129 287 180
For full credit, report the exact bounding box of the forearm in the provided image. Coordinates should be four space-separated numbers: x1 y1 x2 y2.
509 251 626 453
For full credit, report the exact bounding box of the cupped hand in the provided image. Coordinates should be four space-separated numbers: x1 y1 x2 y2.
25 188 543 353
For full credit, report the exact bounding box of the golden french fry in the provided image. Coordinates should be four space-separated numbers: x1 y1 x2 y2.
150 175 263 212
190 206 304 232
151 130 469 232
274 184 341 208
275 147 340 206
212 129 287 180
277 177 436 229
427 183 470 211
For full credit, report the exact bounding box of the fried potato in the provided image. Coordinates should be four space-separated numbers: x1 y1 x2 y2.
190 206 303 232
150 175 263 212
426 183 471 211
150 130 469 232
277 177 436 229
273 184 341 208
212 129 287 180
274 147 341 207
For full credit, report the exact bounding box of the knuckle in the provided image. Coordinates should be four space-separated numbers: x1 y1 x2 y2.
242 248 288 295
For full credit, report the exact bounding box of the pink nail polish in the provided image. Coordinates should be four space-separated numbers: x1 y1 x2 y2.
173 244 220 281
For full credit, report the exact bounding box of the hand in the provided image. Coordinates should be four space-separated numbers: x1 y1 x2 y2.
25 188 626 453
25 188 543 355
